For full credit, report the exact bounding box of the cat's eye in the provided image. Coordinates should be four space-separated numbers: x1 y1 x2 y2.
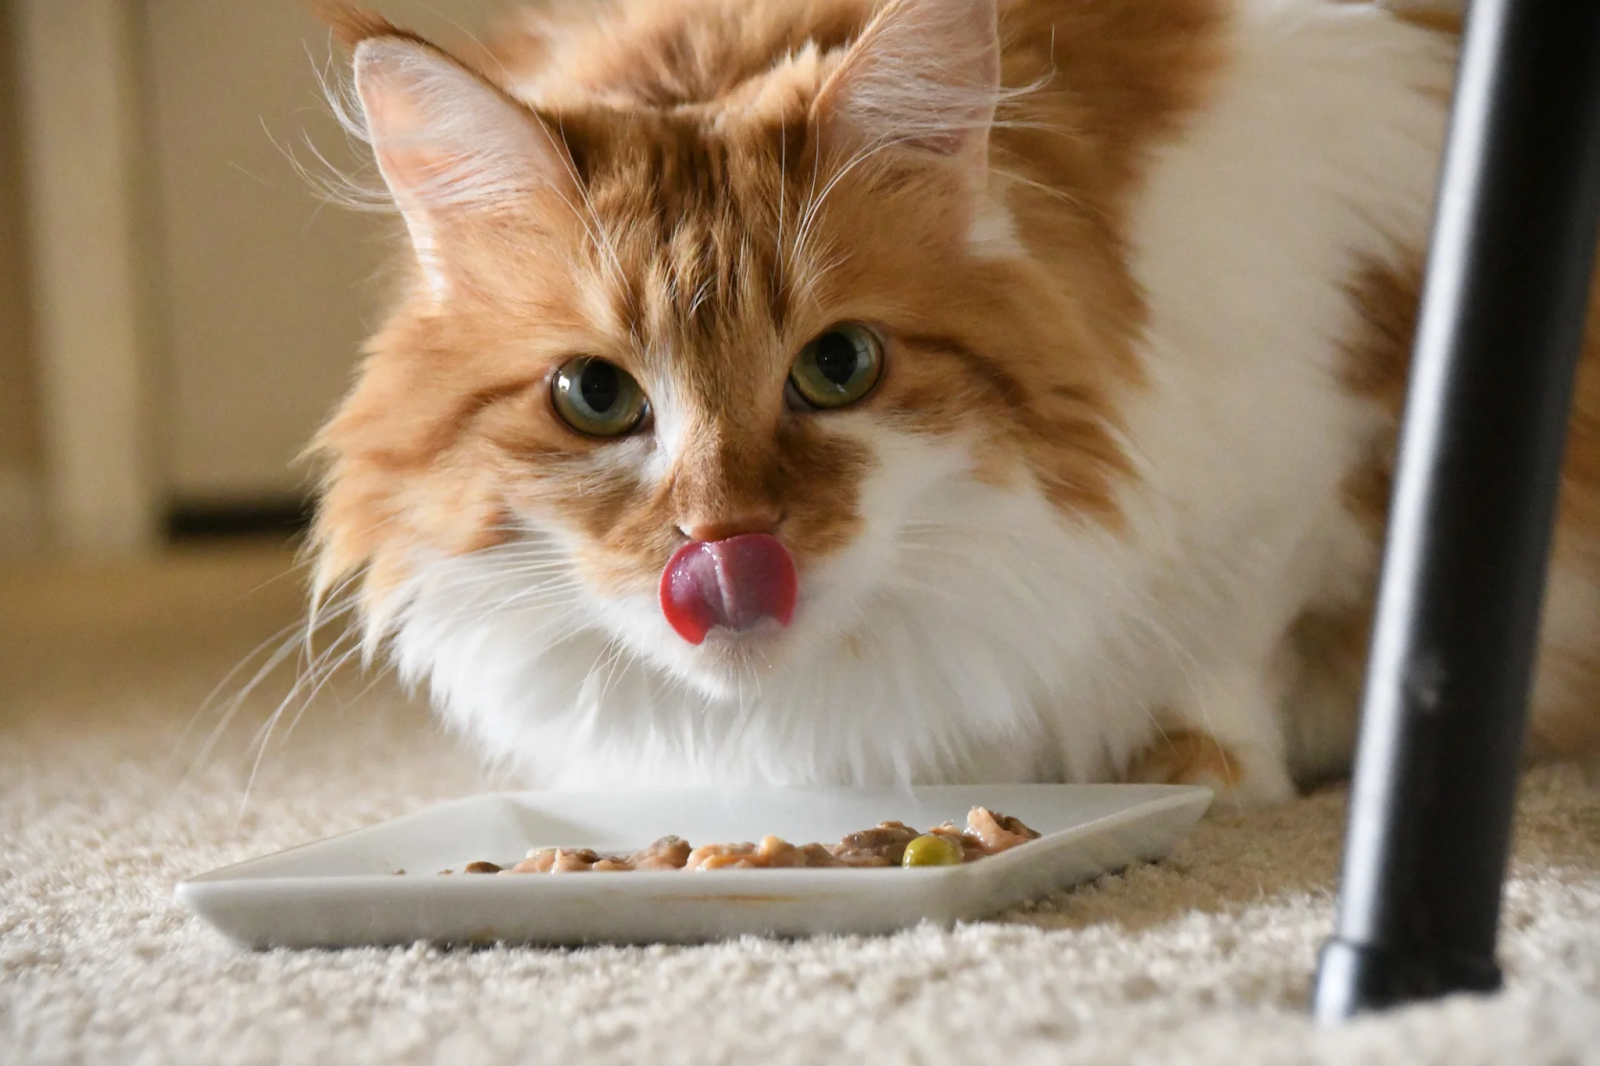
788 323 884 409
551 357 649 437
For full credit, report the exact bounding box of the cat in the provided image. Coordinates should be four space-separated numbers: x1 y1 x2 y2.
307 0 1600 805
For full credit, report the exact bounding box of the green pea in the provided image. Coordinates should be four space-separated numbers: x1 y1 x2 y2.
901 834 964 868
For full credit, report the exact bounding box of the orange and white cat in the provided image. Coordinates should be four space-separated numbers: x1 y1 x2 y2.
309 0 1600 803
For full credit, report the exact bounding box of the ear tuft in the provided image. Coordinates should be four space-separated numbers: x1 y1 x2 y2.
814 0 1001 163
349 36 577 295
304 2 410 49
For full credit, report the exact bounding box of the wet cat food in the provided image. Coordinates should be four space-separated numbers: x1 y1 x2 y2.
440 807 1041 874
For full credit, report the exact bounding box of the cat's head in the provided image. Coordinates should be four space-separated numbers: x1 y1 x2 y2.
312 0 1140 707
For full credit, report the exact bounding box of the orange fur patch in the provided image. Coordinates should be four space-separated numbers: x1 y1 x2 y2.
1338 247 1600 764
1125 728 1244 789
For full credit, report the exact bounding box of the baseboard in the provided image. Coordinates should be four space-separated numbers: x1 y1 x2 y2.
0 468 45 556
165 496 314 541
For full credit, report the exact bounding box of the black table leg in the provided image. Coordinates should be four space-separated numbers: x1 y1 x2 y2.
1311 0 1600 1021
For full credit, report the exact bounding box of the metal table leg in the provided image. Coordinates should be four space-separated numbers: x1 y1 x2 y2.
1312 0 1600 1020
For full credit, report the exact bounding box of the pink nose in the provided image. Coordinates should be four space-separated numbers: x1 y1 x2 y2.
659 534 798 645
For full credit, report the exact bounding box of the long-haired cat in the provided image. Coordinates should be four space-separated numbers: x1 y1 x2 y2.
308 0 1600 804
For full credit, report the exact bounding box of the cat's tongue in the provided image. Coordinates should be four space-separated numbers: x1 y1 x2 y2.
659 534 798 645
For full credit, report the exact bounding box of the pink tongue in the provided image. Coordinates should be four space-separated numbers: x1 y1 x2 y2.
659 534 798 645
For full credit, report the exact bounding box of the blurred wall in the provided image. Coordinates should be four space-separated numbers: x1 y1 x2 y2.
141 1 384 505
0 0 42 548
1 0 497 553
141 0 496 507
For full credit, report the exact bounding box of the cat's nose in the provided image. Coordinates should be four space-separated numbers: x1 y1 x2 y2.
676 510 783 543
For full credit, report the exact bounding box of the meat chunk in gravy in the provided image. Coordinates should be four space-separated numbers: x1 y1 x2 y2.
830 822 922 867
443 807 1041 874
509 836 692 873
685 836 847 870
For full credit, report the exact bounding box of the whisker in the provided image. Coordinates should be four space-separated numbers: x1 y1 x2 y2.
181 598 362 782
234 632 366 829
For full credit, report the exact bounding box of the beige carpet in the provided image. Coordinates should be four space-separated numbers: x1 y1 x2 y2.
2 545 1598 1065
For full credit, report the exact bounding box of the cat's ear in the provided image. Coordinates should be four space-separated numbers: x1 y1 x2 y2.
351 37 577 296
813 0 1000 177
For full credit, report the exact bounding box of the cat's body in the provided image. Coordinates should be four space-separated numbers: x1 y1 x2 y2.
313 0 1600 803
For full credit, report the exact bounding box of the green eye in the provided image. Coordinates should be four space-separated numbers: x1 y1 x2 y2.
551 357 649 437
788 323 883 409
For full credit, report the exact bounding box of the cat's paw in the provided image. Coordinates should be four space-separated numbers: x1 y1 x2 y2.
1124 729 1295 810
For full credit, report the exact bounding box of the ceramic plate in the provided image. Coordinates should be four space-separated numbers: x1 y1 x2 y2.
176 784 1211 948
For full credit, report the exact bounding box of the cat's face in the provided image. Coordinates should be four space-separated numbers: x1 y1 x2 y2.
314 0 1139 703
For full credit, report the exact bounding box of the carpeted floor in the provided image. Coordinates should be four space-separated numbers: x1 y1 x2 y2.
2 545 1598 1065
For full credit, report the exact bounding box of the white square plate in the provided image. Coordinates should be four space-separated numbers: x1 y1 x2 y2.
176 784 1211 948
